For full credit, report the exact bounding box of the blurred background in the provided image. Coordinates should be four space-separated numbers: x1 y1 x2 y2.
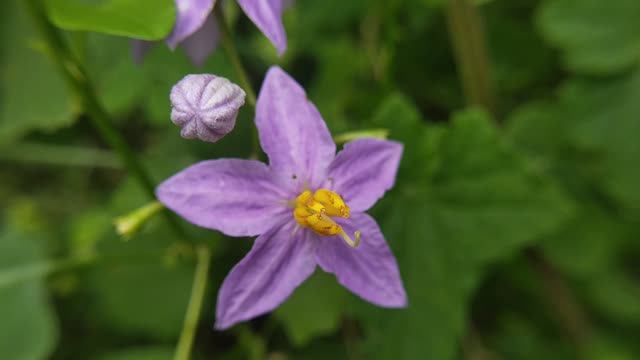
1 0 639 359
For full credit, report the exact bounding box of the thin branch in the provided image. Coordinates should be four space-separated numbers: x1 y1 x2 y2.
214 4 260 158
24 0 188 239
445 0 496 114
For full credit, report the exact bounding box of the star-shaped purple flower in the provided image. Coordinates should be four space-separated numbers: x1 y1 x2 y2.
157 66 407 329
133 0 288 66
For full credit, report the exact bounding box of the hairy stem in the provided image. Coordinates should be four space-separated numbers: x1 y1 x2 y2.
174 246 211 360
214 5 261 158
446 0 495 114
25 0 187 239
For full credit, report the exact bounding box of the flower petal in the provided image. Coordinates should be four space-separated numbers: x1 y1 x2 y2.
256 67 336 189
237 0 287 55
327 139 403 212
166 0 217 49
315 213 407 307
156 159 288 237
180 12 220 66
215 220 317 329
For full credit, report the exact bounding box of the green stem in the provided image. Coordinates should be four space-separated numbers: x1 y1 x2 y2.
214 6 257 107
214 5 261 158
24 0 187 239
174 246 211 360
445 0 495 114
26 0 155 195
0 142 121 169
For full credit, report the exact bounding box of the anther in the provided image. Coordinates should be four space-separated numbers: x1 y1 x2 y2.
313 189 350 218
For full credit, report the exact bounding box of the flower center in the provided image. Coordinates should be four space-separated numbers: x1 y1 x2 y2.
292 189 360 247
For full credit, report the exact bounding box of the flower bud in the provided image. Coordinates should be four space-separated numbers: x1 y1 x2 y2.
170 74 246 142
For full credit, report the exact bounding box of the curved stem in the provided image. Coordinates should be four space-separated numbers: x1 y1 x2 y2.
174 246 211 360
214 5 261 158
24 0 187 239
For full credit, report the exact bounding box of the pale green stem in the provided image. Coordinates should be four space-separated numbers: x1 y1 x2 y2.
174 246 211 360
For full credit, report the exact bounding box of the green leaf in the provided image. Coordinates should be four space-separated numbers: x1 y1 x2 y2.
0 226 58 360
584 271 640 326
45 0 176 40
87 231 196 339
0 0 74 144
537 0 640 74
275 272 350 347
508 70 640 213
82 33 148 116
506 72 640 328
307 39 371 132
358 96 573 359
488 312 574 360
537 206 640 326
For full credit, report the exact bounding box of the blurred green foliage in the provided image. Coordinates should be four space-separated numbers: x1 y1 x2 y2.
1 0 639 359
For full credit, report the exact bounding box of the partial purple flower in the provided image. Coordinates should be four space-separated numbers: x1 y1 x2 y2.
133 0 288 66
170 74 246 142
157 66 407 330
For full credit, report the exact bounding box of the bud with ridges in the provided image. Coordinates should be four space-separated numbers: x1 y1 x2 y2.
170 74 246 142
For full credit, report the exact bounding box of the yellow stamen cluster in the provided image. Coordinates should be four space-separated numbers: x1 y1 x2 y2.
293 189 360 247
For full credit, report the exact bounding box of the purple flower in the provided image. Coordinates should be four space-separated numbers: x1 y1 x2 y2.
170 74 246 142
157 66 407 329
133 0 288 66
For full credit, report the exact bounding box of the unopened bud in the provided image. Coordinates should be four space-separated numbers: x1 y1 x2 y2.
170 74 246 142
